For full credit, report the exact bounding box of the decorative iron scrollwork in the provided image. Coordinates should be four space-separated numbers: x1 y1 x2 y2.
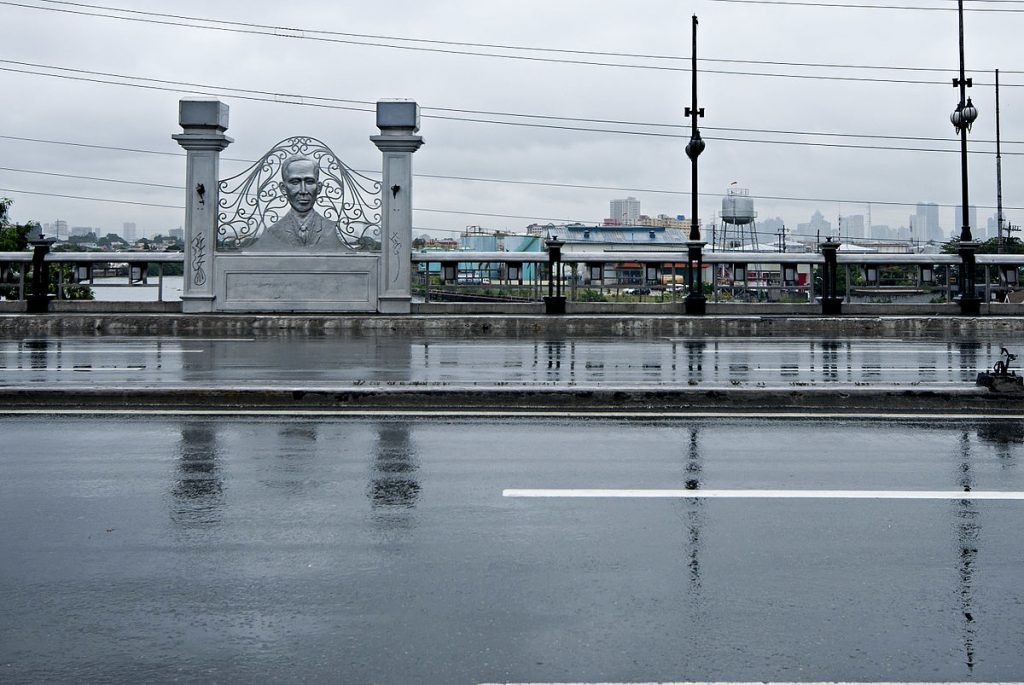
217 136 382 250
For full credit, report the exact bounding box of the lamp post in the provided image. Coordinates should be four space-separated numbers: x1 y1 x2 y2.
684 14 707 316
951 0 981 315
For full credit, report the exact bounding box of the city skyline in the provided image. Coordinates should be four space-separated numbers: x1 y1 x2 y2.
1 1 1021 243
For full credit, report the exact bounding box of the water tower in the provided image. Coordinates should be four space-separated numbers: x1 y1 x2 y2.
718 186 759 250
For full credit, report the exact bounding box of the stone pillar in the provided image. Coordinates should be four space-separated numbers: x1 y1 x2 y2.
371 100 424 314
172 99 232 313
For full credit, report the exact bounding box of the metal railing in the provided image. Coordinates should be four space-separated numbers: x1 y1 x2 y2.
411 250 1024 307
2 248 1022 311
0 251 184 303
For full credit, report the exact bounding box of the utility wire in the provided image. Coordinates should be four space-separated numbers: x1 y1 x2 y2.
1 64 1020 155
3 0 1022 77
707 0 1024 10
0 166 181 189
0 186 599 224
3 165 1021 212
0 187 184 209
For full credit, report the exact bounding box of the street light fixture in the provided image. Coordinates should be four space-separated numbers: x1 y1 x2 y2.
684 14 707 316
952 0 981 315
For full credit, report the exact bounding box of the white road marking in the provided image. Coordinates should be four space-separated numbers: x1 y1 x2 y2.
503 489 1024 500
482 681 1024 685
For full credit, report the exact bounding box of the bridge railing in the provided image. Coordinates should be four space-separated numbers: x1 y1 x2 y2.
412 250 1024 306
2 249 1023 311
0 252 184 302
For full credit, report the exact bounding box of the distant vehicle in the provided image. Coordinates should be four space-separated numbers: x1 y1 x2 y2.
623 287 651 295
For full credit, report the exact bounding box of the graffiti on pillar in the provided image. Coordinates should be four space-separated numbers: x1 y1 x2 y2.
390 231 403 283
190 233 208 287
217 136 382 251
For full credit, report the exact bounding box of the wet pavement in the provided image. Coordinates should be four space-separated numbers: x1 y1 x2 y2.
0 333 1012 389
2 416 1023 684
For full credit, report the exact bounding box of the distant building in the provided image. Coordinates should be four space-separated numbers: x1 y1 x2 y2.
71 226 94 237
796 210 831 238
840 214 865 240
543 223 696 285
49 219 68 240
609 197 641 226
168 227 184 241
122 222 137 242
914 203 942 242
637 214 690 231
760 217 785 235
954 205 978 237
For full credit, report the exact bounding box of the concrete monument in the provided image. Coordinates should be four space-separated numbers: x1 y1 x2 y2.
175 99 422 313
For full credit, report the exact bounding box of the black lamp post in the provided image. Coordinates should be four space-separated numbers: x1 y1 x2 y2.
26 234 56 314
952 0 981 315
684 14 707 316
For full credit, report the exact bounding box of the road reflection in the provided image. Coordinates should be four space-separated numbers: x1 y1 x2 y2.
368 423 420 535
976 421 1024 466
955 431 979 672
682 427 705 607
171 422 224 527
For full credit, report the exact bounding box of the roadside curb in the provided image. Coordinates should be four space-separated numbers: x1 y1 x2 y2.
2 385 1020 415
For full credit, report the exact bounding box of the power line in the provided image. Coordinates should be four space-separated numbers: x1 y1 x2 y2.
3 164 1022 212
0 187 184 208
4 0 1023 77
0 186 601 224
0 166 180 189
707 0 1024 10
2 63 1021 156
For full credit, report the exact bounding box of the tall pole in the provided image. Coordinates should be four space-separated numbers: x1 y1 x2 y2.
952 0 980 315
996 69 1004 252
684 14 707 315
957 0 971 243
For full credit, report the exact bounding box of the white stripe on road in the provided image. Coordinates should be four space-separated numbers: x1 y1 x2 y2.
503 488 1024 500
482 681 1024 685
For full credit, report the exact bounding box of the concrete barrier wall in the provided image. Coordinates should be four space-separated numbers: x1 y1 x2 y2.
2 312 1023 337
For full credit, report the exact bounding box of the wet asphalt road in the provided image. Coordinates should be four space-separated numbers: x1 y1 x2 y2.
0 333 1012 389
2 416 1023 684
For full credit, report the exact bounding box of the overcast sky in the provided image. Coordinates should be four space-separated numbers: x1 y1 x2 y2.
1 0 1022 243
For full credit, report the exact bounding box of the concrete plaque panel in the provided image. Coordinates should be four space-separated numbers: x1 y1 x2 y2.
215 254 379 312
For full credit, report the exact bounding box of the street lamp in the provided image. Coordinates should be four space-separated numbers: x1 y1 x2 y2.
952 0 981 315
684 14 707 316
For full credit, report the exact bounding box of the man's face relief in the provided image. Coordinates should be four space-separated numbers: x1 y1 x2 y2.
280 160 322 214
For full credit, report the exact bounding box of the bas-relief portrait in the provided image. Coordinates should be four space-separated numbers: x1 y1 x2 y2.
252 155 342 252
216 136 382 253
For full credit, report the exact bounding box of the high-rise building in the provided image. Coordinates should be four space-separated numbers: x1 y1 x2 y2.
954 205 978 237
914 203 942 242
840 214 865 240
122 222 137 242
797 210 831 237
609 197 641 225
48 219 69 240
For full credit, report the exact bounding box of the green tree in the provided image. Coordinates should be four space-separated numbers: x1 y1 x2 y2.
0 197 32 251
942 236 1024 254
0 198 93 300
